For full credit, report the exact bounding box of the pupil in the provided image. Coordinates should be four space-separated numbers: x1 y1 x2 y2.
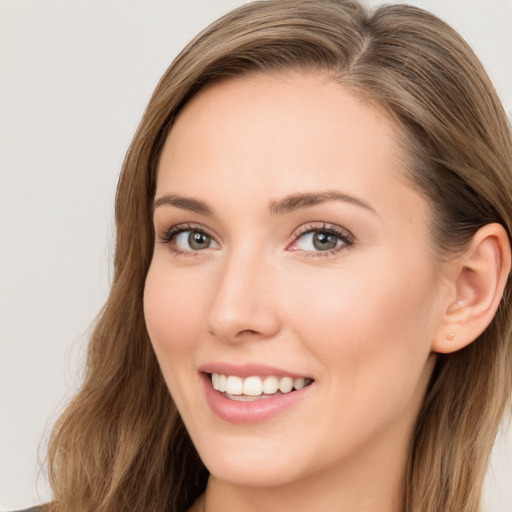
188 232 210 250
313 232 337 251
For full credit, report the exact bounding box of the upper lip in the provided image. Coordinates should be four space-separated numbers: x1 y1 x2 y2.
199 362 312 379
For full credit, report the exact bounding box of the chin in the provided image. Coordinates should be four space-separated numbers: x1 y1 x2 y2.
190 430 312 489
205 456 305 489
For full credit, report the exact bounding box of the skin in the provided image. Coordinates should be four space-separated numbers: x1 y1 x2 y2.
144 72 451 512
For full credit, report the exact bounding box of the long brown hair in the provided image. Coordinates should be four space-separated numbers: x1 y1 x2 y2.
46 1 512 511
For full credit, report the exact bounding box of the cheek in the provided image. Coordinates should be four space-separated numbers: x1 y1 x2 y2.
143 259 216 417
286 251 439 386
143 260 209 362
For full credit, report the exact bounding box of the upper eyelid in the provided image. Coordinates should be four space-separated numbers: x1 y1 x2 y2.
161 222 219 240
291 222 354 241
159 221 351 234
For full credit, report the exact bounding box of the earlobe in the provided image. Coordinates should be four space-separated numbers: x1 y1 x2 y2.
432 223 511 354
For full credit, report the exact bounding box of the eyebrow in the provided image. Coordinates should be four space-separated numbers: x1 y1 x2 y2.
152 194 213 215
152 190 376 216
269 191 377 216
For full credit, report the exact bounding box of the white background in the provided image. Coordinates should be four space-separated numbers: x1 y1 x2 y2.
1 1 511 510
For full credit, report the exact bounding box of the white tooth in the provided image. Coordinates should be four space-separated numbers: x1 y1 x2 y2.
262 375 279 394
212 373 220 390
219 374 227 392
226 375 243 395
279 376 293 393
243 376 263 396
293 377 306 390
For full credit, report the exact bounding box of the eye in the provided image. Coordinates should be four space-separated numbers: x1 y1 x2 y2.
294 231 343 251
159 224 220 254
288 224 353 255
175 230 214 250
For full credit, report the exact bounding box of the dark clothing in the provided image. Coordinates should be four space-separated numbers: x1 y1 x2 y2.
8 508 42 512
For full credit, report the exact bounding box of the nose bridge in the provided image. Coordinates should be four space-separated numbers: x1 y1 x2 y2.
206 244 280 342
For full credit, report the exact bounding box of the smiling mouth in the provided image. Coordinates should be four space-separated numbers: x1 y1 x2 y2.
209 373 314 401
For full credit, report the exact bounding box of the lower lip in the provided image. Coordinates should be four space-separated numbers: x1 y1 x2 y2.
202 373 312 424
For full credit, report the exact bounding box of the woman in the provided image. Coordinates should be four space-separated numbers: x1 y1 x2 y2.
32 0 512 510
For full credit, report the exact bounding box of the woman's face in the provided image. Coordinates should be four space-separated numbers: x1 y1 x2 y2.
144 73 447 489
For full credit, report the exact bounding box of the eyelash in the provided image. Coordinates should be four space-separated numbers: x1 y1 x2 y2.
290 223 354 257
159 223 215 257
158 222 354 258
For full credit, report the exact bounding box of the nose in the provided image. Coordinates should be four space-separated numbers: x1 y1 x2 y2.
206 250 281 344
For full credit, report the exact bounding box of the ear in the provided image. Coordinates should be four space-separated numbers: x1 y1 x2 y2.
432 223 511 354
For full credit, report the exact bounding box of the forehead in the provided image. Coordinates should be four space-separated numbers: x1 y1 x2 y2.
156 72 421 219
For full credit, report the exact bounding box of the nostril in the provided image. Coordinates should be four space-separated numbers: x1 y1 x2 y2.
236 329 258 337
